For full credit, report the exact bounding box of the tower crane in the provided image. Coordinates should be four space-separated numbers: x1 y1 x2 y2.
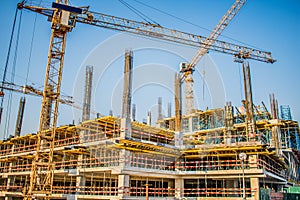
17 1 275 199
180 0 247 114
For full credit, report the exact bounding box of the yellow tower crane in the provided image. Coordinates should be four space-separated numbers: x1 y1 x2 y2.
17 1 275 199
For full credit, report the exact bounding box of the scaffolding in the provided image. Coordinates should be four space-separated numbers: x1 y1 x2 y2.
0 109 299 199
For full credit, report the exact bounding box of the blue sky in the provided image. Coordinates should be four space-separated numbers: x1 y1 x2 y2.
0 0 299 138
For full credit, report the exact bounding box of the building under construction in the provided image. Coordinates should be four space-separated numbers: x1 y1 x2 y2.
0 0 299 200
0 49 300 199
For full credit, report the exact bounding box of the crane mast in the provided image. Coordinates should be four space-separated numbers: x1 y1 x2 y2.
181 0 247 114
17 1 275 199
18 0 79 198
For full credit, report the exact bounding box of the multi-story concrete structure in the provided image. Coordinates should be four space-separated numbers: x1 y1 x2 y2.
0 101 299 199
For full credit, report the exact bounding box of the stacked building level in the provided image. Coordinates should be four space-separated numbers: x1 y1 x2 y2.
0 102 299 199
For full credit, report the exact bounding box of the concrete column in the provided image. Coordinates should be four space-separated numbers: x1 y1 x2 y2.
82 65 93 122
6 153 13 191
147 111 151 126
189 117 193 132
120 118 131 139
174 73 182 132
14 97 26 137
224 102 234 145
118 174 130 199
76 154 86 195
79 130 86 144
250 177 259 200
122 50 133 120
174 132 183 148
119 149 131 168
76 175 86 194
175 178 184 199
158 97 162 120
6 165 12 189
168 102 172 118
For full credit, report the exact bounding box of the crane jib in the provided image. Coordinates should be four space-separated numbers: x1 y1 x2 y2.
19 2 275 64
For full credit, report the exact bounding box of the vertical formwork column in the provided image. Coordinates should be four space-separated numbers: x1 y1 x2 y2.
174 73 183 148
147 111 151 126
80 65 93 143
76 154 86 195
121 50 133 139
82 65 93 122
174 73 182 132
184 71 194 114
242 61 256 141
158 97 162 120
6 161 13 194
269 94 282 155
121 50 133 120
132 103 136 121
168 102 172 118
224 101 234 145
14 97 26 137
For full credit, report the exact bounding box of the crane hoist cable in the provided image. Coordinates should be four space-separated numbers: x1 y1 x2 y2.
118 0 160 25
0 8 19 124
131 0 263 51
131 0 210 33
25 0 42 90
4 9 23 139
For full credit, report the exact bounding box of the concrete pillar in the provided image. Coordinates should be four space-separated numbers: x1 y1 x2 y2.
6 154 13 191
189 117 193 132
132 103 136 121
174 73 182 132
175 178 184 199
119 149 131 168
122 50 133 120
174 132 183 148
147 111 151 126
250 177 259 200
14 97 26 137
82 65 93 122
76 175 86 195
158 97 162 120
120 118 131 139
118 174 130 199
76 154 85 194
168 102 172 118
224 102 234 145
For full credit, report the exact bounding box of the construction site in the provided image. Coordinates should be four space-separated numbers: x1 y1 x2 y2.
0 0 299 200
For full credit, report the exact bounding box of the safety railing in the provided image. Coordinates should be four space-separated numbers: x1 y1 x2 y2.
183 187 254 197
